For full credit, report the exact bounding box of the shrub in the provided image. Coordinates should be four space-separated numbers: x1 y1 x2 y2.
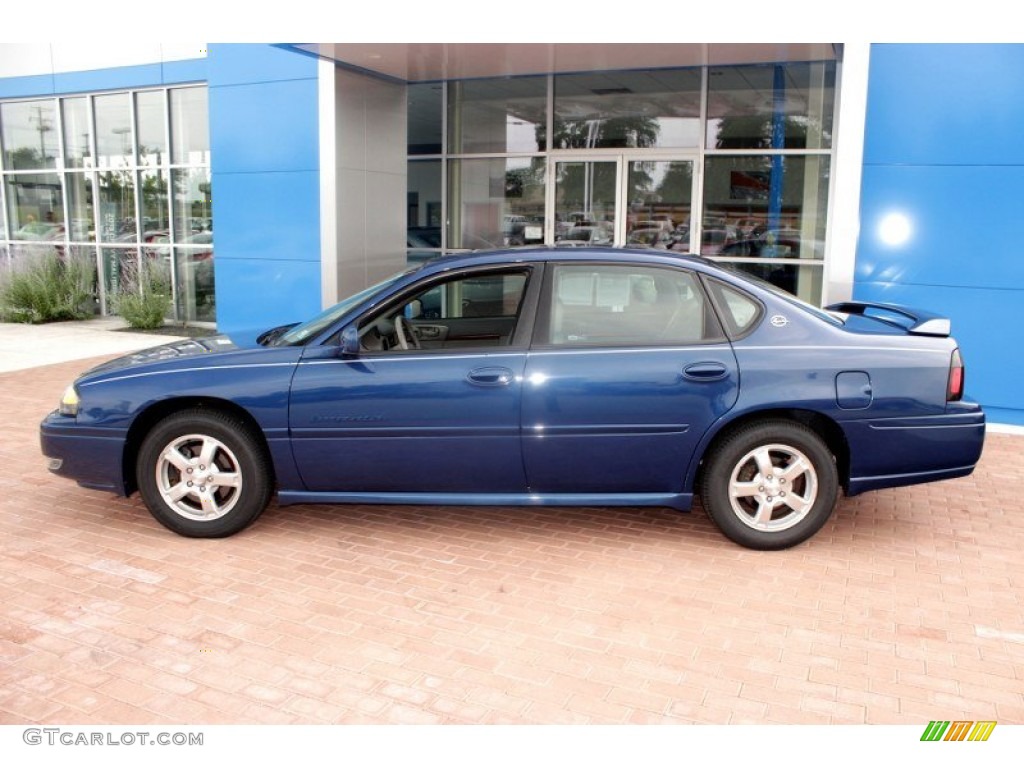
114 259 172 330
0 249 96 323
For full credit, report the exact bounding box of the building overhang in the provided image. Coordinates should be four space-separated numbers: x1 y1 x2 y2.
287 43 839 83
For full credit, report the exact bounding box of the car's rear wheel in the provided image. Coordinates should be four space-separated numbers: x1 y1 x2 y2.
136 409 272 538
701 420 838 550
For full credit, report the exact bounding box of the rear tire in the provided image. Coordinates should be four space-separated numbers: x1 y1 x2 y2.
136 409 272 538
701 420 838 550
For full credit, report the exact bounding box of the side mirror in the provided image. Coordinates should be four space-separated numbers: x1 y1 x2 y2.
340 325 360 356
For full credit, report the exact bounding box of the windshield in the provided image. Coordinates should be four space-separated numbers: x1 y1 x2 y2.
272 271 408 346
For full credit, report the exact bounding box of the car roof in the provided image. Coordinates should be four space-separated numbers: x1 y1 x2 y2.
412 246 717 274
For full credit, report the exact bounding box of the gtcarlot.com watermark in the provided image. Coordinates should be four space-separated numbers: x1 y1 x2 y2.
23 728 203 747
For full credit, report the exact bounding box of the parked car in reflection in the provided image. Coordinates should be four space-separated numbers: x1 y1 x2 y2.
41 246 984 551
556 225 613 246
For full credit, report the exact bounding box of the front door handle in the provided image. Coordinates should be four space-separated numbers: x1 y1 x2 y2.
682 362 730 381
467 367 514 387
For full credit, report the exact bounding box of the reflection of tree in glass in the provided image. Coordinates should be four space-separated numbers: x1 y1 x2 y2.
655 163 693 207
548 117 662 219
713 115 827 150
8 147 42 169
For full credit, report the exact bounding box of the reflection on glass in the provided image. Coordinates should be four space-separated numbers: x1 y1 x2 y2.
448 77 546 154
407 159 442 263
62 97 92 169
729 261 823 306
98 170 137 242
136 91 168 167
171 168 212 238
706 62 835 150
448 158 546 249
626 160 693 250
174 246 215 323
5 173 64 238
95 93 133 169
67 245 100 316
554 161 615 245
66 172 95 242
101 247 138 299
408 83 443 155
554 69 702 150
170 88 210 165
701 155 830 262
1 100 59 170
139 168 170 240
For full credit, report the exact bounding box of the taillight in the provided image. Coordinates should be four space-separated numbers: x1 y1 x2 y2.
947 348 964 402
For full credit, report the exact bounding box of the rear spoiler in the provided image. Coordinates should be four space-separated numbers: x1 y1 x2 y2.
824 301 951 337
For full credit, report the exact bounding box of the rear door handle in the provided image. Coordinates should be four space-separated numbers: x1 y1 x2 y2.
467 367 515 387
682 362 730 381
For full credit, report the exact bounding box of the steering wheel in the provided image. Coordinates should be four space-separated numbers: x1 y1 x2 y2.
394 315 421 350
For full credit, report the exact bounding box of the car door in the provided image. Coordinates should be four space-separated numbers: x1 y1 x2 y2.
521 262 739 494
288 266 540 494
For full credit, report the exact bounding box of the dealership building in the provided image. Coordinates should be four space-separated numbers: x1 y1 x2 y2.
0 43 1022 425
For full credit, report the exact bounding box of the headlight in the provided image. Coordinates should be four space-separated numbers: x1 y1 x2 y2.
59 384 80 417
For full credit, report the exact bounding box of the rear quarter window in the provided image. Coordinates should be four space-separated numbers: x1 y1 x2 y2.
706 278 763 338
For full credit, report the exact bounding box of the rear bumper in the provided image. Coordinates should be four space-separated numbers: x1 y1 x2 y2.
843 404 985 496
39 411 128 494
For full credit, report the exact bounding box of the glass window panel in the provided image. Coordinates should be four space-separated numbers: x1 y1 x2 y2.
97 169 137 242
448 76 546 154
448 158 546 249
407 159 442 264
1 100 59 170
546 264 715 346
95 93 133 169
554 69 702 150
101 246 138 301
408 83 443 155
171 168 212 239
5 173 64 238
553 160 615 245
62 97 92 170
170 88 210 165
66 172 95 242
174 246 215 323
706 61 835 150
136 90 168 167
727 261 822 306
626 160 693 250
65 244 99 316
702 155 829 261
140 168 170 239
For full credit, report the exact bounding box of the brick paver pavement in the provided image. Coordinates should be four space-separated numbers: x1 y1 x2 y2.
1 355 1022 724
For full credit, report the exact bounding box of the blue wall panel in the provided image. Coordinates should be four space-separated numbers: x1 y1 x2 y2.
213 172 320 259
865 44 1024 166
0 59 206 99
859 44 1024 425
210 79 319 174
208 44 321 334
858 165 1024 288
214 258 323 332
0 74 56 99
208 44 319 88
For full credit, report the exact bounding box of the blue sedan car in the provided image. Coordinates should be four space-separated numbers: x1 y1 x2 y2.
40 248 985 550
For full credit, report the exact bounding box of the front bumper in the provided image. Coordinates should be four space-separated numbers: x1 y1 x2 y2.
40 410 128 494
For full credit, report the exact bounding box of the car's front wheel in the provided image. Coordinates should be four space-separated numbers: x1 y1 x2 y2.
701 420 838 550
136 409 272 537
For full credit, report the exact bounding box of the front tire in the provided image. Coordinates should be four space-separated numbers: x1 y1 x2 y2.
136 409 272 538
701 420 838 550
